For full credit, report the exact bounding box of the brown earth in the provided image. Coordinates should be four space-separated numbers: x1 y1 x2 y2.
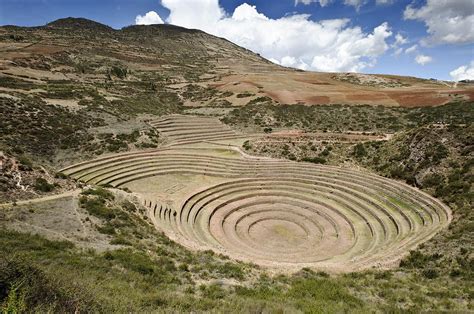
1 18 472 110
212 72 473 107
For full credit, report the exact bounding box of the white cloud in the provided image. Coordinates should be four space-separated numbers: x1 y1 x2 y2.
415 54 433 65
393 47 403 56
162 0 224 30
232 3 268 21
405 44 417 54
295 0 332 6
394 33 408 45
404 0 474 45
344 0 366 10
450 61 474 81
296 0 383 8
161 1 393 72
376 0 393 4
135 11 164 25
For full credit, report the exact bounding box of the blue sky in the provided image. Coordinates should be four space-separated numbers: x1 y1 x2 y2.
1 0 473 80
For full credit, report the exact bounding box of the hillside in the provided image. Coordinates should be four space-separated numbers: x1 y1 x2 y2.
1 17 472 110
0 18 473 313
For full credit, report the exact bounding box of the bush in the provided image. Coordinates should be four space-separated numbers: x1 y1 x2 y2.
243 140 252 150
215 262 245 280
18 156 33 171
96 224 116 235
121 200 137 213
422 269 439 279
236 92 253 98
79 196 116 220
110 66 128 79
301 157 326 164
200 284 226 299
54 172 68 179
110 237 132 246
81 187 114 200
352 143 367 158
33 178 55 193
422 173 444 188
103 249 154 275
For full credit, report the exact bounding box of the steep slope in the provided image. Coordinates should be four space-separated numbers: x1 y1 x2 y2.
0 17 472 109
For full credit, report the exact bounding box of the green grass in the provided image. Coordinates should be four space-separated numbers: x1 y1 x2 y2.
33 178 55 193
1 184 472 312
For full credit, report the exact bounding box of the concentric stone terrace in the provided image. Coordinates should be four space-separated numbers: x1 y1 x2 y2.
149 115 247 145
61 145 451 272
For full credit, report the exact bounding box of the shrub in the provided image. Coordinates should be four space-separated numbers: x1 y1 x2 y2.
18 156 33 171
215 262 245 280
96 224 116 235
352 143 367 158
288 278 362 308
110 237 132 246
179 263 190 272
200 284 226 299
243 140 252 150
81 187 114 200
110 66 128 79
121 200 137 213
423 173 444 188
103 249 154 275
301 157 326 164
236 92 253 98
54 172 68 179
422 269 439 279
79 197 115 220
33 178 55 193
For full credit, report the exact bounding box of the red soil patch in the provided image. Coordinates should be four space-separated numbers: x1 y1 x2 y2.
305 95 331 104
212 72 474 108
345 93 390 102
386 91 448 107
265 90 298 104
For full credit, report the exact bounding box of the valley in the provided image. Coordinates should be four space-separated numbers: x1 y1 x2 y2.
0 18 472 312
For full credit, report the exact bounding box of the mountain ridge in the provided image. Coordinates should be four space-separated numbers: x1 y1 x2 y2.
0 17 472 109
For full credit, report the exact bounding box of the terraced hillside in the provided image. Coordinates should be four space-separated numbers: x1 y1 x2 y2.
149 115 250 145
61 117 452 272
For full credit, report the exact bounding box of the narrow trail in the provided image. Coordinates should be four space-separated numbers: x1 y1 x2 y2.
0 189 80 208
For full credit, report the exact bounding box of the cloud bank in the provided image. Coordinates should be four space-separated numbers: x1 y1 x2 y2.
450 61 474 81
404 0 474 45
295 0 393 9
146 1 393 72
135 11 164 25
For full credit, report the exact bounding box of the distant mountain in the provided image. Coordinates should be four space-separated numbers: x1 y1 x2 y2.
0 17 472 108
46 17 114 32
